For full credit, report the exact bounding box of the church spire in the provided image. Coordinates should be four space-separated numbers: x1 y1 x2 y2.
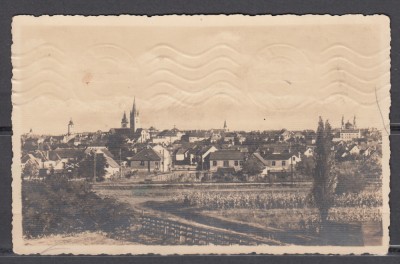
131 96 136 114
130 96 141 132
223 120 228 132
121 111 128 128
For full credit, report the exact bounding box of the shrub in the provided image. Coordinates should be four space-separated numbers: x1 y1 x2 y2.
22 175 136 238
335 161 367 194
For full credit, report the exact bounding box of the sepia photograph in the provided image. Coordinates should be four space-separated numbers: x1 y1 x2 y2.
11 15 390 254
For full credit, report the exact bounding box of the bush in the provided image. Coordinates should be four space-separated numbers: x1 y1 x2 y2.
335 161 367 194
22 175 136 238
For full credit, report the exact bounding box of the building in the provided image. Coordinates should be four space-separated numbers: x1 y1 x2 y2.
263 153 300 174
67 118 74 135
129 148 162 172
196 145 218 170
133 128 150 143
152 145 172 172
121 111 128 128
340 115 361 141
303 146 314 157
130 97 141 133
152 128 183 145
182 131 210 143
63 118 76 143
209 150 244 172
223 120 228 132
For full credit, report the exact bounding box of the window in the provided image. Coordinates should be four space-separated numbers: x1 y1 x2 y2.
293 157 296 161
213 161 217 166
282 161 286 166
140 161 145 166
272 161 276 166
155 162 159 168
234 160 239 166
239 161 243 166
223 160 229 167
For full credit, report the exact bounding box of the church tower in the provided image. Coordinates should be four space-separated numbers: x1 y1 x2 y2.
223 120 228 132
67 118 74 135
121 111 128 128
130 97 141 132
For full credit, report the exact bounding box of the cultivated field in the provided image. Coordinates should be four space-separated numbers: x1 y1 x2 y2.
93 181 383 246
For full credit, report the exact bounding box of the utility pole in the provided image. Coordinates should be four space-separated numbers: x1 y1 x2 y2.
120 148 122 178
93 151 96 182
291 155 294 187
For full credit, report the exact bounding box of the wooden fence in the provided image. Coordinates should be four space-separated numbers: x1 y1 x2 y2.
139 216 263 245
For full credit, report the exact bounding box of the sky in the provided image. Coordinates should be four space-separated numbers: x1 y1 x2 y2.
12 15 390 135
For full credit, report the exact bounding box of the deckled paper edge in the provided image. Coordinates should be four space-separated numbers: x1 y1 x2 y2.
11 14 391 255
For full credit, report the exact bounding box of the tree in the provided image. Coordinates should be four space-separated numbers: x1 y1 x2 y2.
78 152 107 182
296 156 315 177
310 117 337 230
22 162 39 179
242 157 263 176
335 161 366 194
106 134 128 158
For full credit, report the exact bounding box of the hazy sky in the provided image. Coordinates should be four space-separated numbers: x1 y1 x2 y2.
12 16 390 134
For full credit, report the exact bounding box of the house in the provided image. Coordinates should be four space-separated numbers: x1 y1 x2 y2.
152 128 183 145
263 153 299 174
21 154 40 170
223 132 236 144
293 132 305 140
209 150 244 172
279 129 291 142
85 146 120 178
129 148 162 172
182 131 210 143
152 145 172 172
133 128 150 143
175 147 189 162
103 154 120 179
349 144 361 155
196 145 218 170
303 146 314 157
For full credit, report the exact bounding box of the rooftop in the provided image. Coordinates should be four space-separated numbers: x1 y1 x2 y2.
209 150 244 161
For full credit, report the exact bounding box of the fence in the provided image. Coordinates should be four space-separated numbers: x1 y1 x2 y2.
139 216 267 245
151 172 213 183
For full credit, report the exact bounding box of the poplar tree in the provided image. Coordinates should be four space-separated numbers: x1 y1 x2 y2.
311 117 337 229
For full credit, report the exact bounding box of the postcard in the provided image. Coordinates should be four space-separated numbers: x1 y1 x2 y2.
11 15 390 254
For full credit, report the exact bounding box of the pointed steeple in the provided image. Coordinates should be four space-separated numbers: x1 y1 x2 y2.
130 96 141 131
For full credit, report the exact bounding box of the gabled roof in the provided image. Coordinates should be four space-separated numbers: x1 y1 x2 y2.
252 152 269 166
157 129 179 137
264 153 294 161
130 148 161 161
51 148 84 160
209 150 244 161
105 155 119 168
176 148 190 155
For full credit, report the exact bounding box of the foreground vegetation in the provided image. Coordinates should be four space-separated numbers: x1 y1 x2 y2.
174 189 382 210
22 175 137 239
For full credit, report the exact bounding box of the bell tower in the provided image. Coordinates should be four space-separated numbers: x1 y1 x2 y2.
67 118 74 135
121 111 128 128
